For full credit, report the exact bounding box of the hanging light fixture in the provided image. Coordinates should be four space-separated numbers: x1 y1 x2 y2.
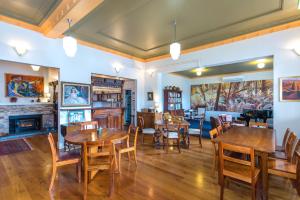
31 65 40 71
170 20 181 60
63 19 77 57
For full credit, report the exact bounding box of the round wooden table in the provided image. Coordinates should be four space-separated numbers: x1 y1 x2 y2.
65 128 127 179
64 128 127 145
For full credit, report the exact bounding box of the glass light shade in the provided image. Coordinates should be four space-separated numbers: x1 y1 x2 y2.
31 65 40 71
170 42 181 60
196 71 202 76
63 36 77 57
257 63 265 69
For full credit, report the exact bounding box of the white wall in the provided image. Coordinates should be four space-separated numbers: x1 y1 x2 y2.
146 27 300 144
0 22 145 147
0 60 58 104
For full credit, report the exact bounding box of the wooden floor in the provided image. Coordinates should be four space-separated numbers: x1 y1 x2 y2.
0 135 299 200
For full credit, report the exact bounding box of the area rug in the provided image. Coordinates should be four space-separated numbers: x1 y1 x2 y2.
0 139 33 156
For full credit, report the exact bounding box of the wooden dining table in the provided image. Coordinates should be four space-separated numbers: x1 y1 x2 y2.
215 126 275 200
64 128 128 178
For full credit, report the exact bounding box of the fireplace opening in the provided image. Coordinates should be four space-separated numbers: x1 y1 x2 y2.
9 114 42 134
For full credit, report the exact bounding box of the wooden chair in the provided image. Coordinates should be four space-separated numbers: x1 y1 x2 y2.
162 123 181 153
48 133 81 191
188 117 204 147
112 125 139 173
276 128 291 152
216 125 224 135
80 121 99 130
249 121 268 128
209 128 219 173
219 142 261 200
83 141 115 199
270 132 297 161
138 116 156 144
268 140 300 193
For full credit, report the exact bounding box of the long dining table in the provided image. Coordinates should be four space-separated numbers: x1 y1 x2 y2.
215 126 275 200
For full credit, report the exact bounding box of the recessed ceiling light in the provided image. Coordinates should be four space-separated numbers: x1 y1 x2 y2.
257 63 265 69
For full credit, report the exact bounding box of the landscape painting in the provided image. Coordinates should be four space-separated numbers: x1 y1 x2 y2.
5 74 44 97
280 77 300 101
61 82 91 107
191 80 273 112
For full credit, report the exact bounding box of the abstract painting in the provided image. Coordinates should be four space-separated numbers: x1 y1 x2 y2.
6 74 44 97
61 82 91 107
191 80 273 112
280 77 300 101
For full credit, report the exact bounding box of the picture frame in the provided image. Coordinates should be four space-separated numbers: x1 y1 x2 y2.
147 92 154 101
61 82 91 107
280 76 300 102
5 73 44 97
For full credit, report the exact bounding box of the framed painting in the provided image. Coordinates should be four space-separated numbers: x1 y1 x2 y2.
147 92 153 101
280 77 300 101
5 73 44 97
61 82 91 107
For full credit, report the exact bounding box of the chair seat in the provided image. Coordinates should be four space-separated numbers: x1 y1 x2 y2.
58 150 81 162
224 161 260 183
163 131 179 139
142 128 156 134
188 128 200 135
268 158 296 179
269 151 287 160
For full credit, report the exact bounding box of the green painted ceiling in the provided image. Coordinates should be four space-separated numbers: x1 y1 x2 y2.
172 56 273 78
68 0 300 59
0 0 60 25
1 0 300 59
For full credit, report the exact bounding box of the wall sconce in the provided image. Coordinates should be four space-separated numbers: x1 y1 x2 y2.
31 65 40 71
293 46 300 56
10 41 29 57
147 69 155 77
256 59 266 69
113 63 122 74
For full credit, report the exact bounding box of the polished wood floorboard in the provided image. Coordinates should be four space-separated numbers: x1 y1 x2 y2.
0 135 299 200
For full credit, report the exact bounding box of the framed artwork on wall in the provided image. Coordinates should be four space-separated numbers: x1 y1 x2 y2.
280 77 300 101
147 92 153 101
5 73 44 97
61 82 91 107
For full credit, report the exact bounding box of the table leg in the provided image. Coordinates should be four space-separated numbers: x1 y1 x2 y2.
261 152 269 200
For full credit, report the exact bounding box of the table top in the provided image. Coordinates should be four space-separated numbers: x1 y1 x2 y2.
155 120 190 126
64 128 127 145
215 126 275 153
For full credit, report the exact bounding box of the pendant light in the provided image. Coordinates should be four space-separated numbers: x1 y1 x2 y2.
170 20 181 60
63 19 77 57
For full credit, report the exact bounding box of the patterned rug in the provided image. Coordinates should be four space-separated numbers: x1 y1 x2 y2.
0 139 33 156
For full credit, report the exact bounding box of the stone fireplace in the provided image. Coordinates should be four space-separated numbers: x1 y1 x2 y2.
9 114 42 134
0 104 54 134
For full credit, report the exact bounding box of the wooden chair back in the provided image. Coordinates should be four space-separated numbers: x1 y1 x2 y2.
292 139 300 164
48 133 58 162
286 132 298 162
282 128 291 149
138 116 144 129
219 142 255 183
216 125 223 135
132 126 139 148
249 122 268 128
209 128 219 141
81 121 99 130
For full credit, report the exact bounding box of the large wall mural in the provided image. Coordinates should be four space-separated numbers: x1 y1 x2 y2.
191 80 273 112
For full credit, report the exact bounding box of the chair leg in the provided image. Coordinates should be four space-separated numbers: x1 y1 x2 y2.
118 152 121 173
212 154 216 174
49 164 57 191
108 166 114 196
177 138 181 153
220 178 225 200
76 162 81 183
199 135 202 148
166 138 169 153
83 168 88 200
142 133 144 144
133 150 137 167
252 183 256 200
